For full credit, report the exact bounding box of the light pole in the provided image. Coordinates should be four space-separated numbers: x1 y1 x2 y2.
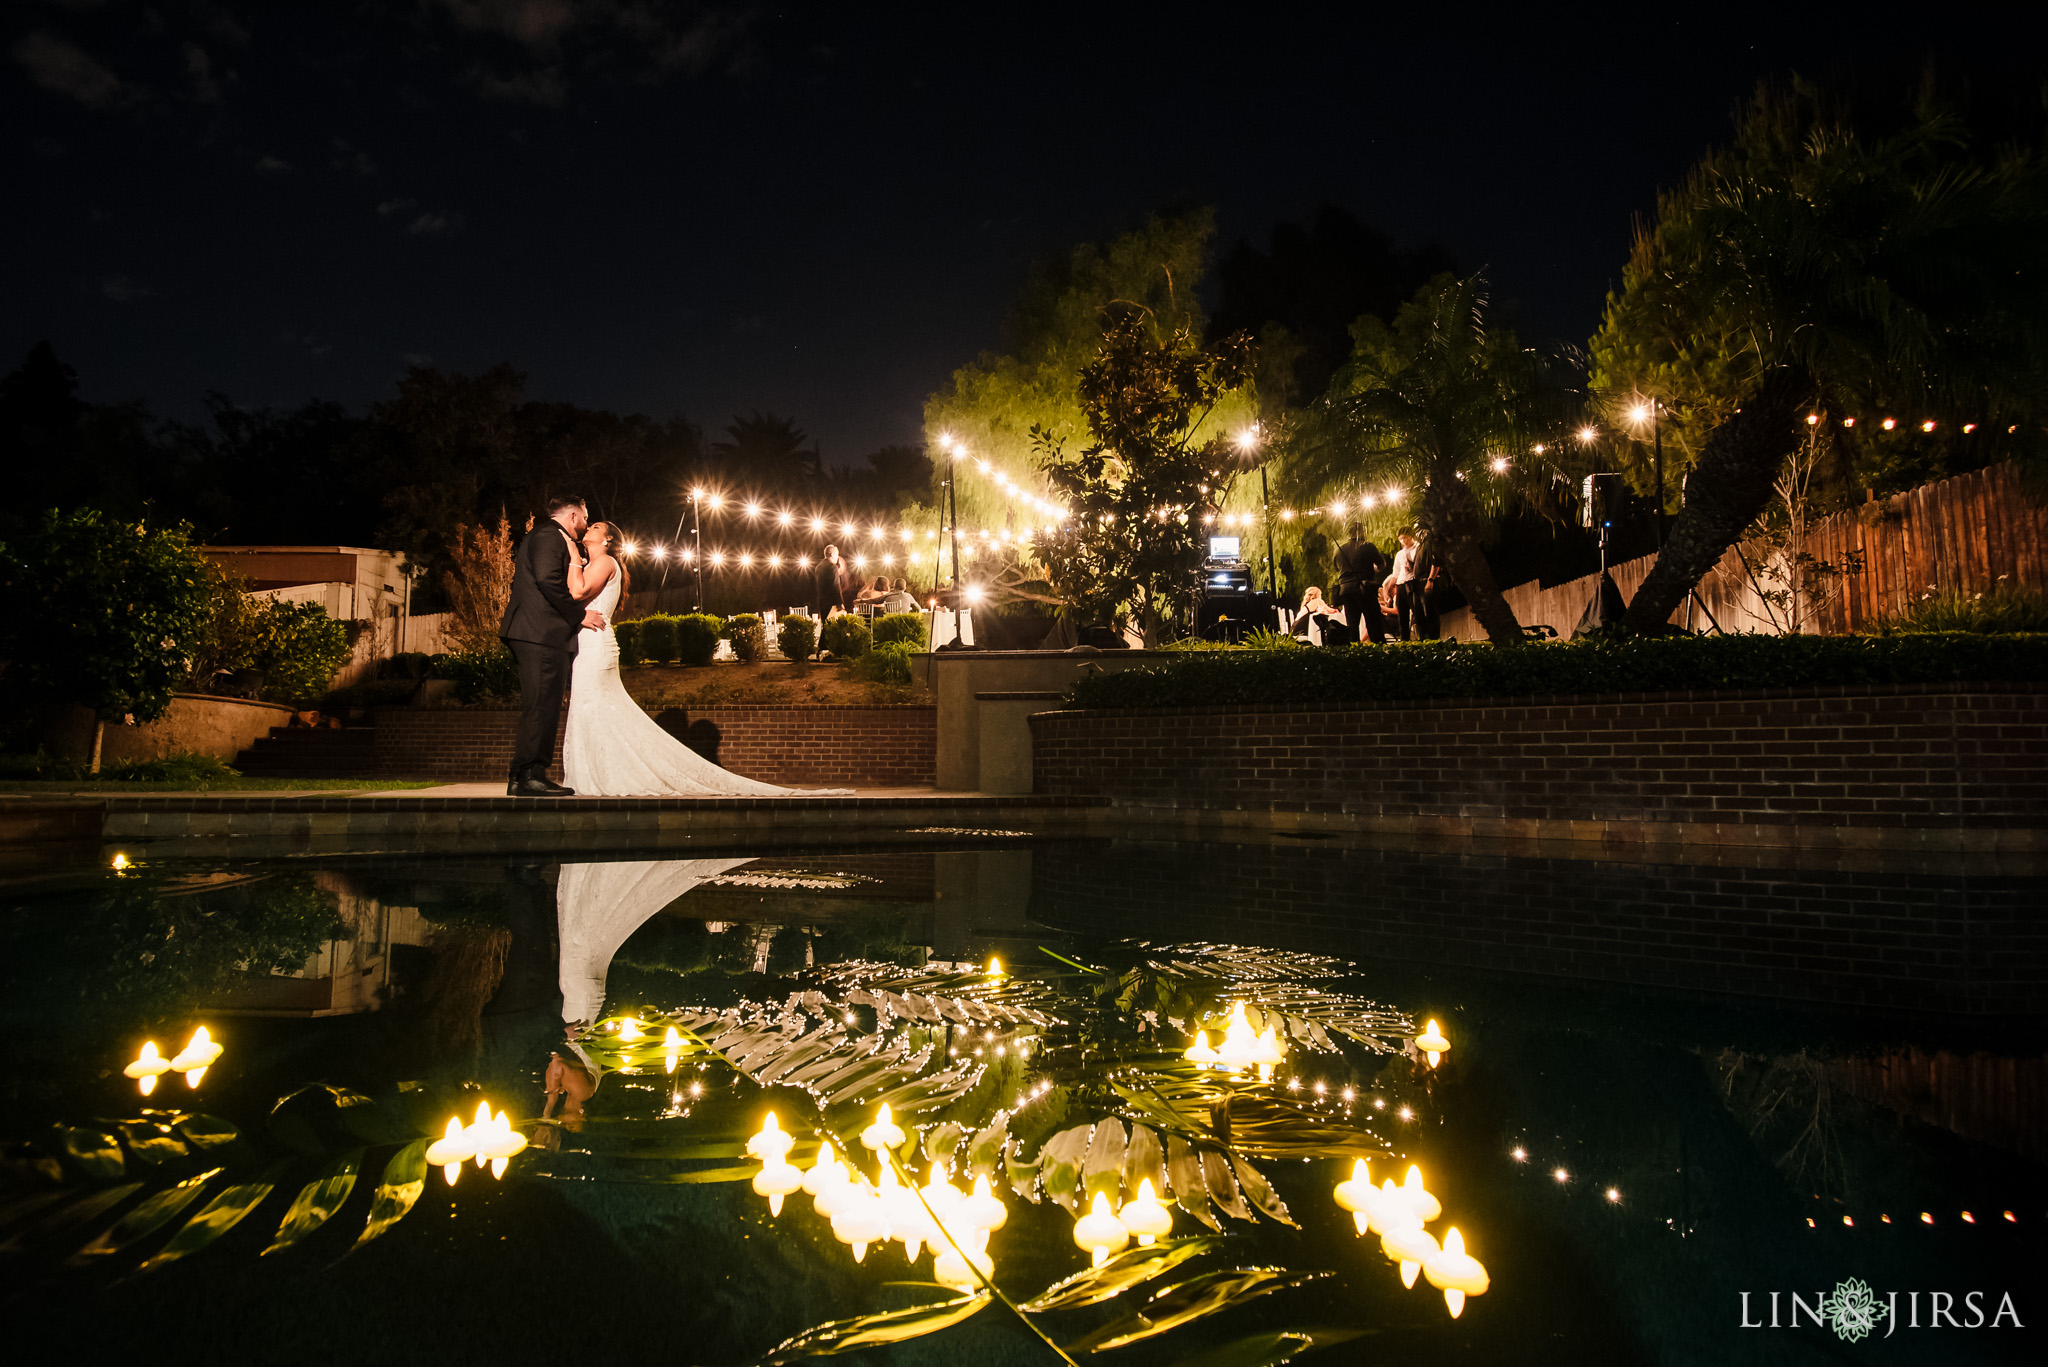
1234 425 1274 594
1626 398 1665 548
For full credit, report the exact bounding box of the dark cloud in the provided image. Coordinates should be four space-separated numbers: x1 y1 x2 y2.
12 29 130 108
405 211 463 237
329 138 377 176
254 153 292 172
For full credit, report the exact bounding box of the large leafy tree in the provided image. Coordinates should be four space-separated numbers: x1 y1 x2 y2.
0 508 215 730
1592 80 2048 635
1034 313 1254 640
926 208 1243 533
1281 274 1573 645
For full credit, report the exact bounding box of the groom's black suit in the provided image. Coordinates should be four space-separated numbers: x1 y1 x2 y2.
498 525 586 783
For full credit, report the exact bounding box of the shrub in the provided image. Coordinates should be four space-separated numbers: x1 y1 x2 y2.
380 651 436 681
638 614 679 663
676 613 726 666
1067 632 2048 709
820 614 872 660
100 752 241 783
728 615 766 663
872 612 929 649
433 649 520 703
0 507 215 724
778 615 818 662
615 618 646 665
849 640 916 686
0 749 87 781
252 600 353 706
1872 583 2048 635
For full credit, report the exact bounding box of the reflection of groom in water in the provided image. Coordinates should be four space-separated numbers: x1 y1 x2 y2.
499 495 608 797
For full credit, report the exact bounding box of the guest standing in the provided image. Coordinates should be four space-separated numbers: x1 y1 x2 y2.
817 545 848 617
1333 522 1388 644
1383 529 1422 641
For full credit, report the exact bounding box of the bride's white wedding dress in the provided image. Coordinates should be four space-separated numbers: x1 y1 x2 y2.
561 570 846 796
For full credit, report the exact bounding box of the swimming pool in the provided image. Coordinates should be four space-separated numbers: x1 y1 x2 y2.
2 837 2039 1364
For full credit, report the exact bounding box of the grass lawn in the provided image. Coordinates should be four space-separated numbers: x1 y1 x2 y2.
0 778 437 794
622 659 928 710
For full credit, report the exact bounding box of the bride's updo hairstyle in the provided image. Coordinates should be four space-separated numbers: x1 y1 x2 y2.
589 521 630 597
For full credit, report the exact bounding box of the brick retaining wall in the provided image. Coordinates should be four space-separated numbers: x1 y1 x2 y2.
373 705 934 786
1029 685 2048 833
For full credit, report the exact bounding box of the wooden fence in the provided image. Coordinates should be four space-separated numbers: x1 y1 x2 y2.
1441 462 2048 640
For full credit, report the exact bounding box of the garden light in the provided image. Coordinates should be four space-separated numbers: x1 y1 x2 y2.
1423 1227 1490 1317
1415 1018 1450 1067
1381 1216 1439 1289
1073 1190 1130 1266
1119 1179 1172 1245
124 1040 172 1095
1333 1158 1376 1235
169 1026 222 1087
860 1103 905 1152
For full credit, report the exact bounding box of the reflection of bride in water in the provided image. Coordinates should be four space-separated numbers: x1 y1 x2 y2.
545 856 756 1121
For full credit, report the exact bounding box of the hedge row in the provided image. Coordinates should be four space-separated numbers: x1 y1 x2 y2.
1065 633 2048 710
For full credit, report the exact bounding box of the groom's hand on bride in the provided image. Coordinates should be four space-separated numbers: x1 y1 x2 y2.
582 610 606 629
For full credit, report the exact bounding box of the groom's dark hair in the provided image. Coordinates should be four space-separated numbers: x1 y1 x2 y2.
546 494 587 515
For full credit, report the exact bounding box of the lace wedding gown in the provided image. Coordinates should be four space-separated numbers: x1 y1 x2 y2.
561 571 847 796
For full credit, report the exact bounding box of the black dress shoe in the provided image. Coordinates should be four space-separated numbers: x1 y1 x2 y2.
508 777 576 797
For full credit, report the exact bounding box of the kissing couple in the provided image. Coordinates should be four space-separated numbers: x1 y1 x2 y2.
496 495 845 798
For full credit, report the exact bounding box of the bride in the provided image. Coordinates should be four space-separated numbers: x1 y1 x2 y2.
560 522 844 796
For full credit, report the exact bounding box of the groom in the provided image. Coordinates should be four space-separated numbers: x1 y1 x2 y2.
499 495 607 796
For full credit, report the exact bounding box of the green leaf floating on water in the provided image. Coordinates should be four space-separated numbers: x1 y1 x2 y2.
264 1149 362 1255
137 1161 289 1272
759 1293 991 1364
353 1138 428 1250
116 1119 189 1166
1065 1268 1329 1354
57 1126 124 1180
1020 1236 1226 1312
68 1168 222 1266
0 1183 141 1253
645 1165 759 1184
174 1114 243 1152
1166 1326 1366 1367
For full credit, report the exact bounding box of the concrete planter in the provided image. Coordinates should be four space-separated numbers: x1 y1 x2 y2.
46 694 298 766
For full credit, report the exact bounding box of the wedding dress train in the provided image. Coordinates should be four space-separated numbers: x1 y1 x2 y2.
556 856 755 1027
561 571 847 796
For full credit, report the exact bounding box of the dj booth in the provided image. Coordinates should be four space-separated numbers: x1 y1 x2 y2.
1192 535 1273 642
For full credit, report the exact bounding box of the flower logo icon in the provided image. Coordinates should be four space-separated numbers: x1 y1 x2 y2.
1821 1277 1887 1342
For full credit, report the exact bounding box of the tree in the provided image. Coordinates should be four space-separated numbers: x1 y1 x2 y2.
1034 313 1254 641
247 600 352 706
926 208 1236 534
708 412 823 490
1280 274 1574 645
1592 79 2048 635
155 396 376 545
1211 204 1456 408
443 519 517 654
0 509 215 761
0 343 157 538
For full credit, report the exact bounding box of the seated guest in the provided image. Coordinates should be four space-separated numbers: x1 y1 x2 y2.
853 575 889 611
1290 586 1344 645
882 578 916 613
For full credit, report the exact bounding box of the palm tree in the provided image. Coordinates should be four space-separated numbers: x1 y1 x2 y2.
1281 273 1574 645
709 412 823 491
1595 81 2048 635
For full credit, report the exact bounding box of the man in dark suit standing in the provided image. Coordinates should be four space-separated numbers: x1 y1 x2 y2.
498 495 607 796
1333 522 1389 645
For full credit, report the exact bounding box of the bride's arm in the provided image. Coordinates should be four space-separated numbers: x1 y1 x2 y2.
572 555 615 603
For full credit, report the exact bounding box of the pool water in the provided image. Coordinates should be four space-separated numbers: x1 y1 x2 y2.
1 838 2039 1366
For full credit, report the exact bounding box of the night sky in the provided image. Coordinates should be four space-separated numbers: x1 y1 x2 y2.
4 2 2030 463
